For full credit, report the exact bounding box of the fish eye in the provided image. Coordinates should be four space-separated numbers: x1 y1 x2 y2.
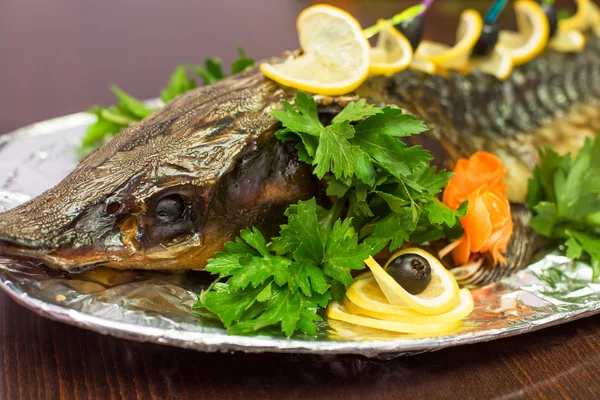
105 201 121 215
154 194 186 223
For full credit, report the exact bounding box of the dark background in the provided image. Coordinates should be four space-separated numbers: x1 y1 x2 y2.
1 0 599 399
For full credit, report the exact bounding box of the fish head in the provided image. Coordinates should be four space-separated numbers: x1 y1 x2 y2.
0 73 306 271
0 126 235 272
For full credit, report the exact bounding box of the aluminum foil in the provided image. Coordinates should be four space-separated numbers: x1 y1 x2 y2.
1 113 599 357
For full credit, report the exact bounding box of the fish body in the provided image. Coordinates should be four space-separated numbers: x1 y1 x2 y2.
0 33 599 284
359 34 600 202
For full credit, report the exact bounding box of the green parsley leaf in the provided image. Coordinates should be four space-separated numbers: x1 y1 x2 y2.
205 252 244 276
201 282 266 327
280 199 324 265
329 281 347 303
351 130 432 179
365 211 418 253
322 219 371 285
288 262 330 296
194 58 225 85
272 92 323 136
240 227 271 256
529 202 558 237
565 230 600 279
81 108 123 146
526 146 566 208
424 198 466 227
110 85 152 119
354 107 428 137
224 236 259 256
81 47 254 157
375 191 410 213
276 128 318 160
231 45 256 74
332 100 382 124
527 135 600 278
313 123 362 179
161 66 196 103
355 153 377 186
79 86 153 157
565 235 583 260
410 166 454 196
325 176 351 198
228 256 290 291
348 184 373 218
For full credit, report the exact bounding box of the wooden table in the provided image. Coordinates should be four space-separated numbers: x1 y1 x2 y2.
0 0 595 399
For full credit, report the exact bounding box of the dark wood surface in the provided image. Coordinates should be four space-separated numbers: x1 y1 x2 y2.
0 0 595 399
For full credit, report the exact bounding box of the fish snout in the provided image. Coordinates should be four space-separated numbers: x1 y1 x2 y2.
0 201 135 271
0 229 130 272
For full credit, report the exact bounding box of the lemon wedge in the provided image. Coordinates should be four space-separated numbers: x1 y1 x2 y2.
409 58 437 74
364 248 460 315
558 0 590 32
414 9 483 71
469 45 514 80
345 280 474 325
369 19 413 76
588 1 600 37
260 4 370 96
548 29 586 52
327 300 461 335
498 0 549 66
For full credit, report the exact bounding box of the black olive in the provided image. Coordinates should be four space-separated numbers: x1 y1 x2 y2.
541 2 558 38
154 194 186 224
386 253 432 295
397 16 425 51
473 23 499 56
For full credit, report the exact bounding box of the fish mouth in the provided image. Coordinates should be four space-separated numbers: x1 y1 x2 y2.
0 234 131 272
0 229 210 272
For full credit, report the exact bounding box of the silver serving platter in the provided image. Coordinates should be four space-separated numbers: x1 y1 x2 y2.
1 112 600 358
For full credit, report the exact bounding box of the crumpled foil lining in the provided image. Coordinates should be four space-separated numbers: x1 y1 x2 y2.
1 113 599 358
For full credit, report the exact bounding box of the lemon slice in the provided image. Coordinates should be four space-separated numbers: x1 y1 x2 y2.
587 1 600 37
369 20 413 76
345 281 474 325
469 45 514 80
414 9 483 70
409 58 437 74
260 5 370 96
498 0 549 66
558 0 590 32
364 248 460 315
548 29 586 52
327 301 460 334
327 319 405 341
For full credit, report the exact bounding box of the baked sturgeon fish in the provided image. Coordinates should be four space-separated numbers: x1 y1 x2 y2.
0 34 598 286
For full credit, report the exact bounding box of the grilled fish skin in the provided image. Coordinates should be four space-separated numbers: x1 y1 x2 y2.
0 34 598 280
359 33 600 202
0 73 318 271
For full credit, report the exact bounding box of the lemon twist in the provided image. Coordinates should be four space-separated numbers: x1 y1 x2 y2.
327 248 474 336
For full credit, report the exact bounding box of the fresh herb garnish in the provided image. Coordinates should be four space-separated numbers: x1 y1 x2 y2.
160 66 196 104
195 92 465 337
79 47 255 157
527 136 600 278
78 86 154 157
195 200 368 336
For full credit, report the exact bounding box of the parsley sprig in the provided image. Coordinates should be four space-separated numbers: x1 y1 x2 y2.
527 136 600 278
196 199 369 336
275 92 464 253
79 46 255 157
195 92 465 337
